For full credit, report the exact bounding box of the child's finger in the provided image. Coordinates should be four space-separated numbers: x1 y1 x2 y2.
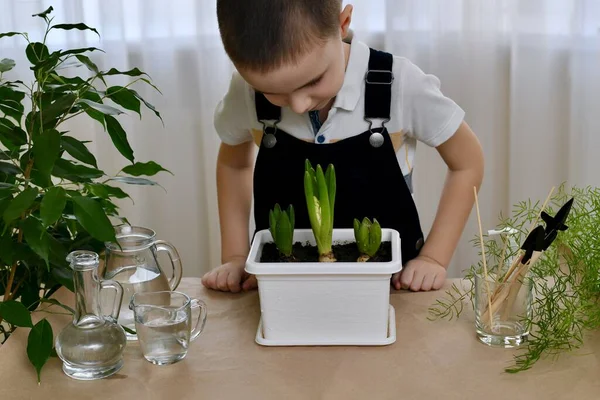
202 270 217 289
421 273 435 291
400 267 415 290
409 271 425 292
227 271 242 293
391 272 402 290
216 271 230 291
242 274 257 291
433 272 445 290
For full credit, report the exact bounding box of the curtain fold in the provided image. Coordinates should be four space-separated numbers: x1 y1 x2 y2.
2 0 598 277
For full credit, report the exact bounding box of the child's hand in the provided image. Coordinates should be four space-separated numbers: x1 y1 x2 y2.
392 255 446 291
201 256 257 293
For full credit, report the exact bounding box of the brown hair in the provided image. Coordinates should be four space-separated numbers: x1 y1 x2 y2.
217 0 342 72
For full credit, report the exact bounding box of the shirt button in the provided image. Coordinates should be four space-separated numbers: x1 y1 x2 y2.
317 135 325 144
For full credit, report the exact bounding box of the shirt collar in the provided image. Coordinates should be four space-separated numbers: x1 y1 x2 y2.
332 37 369 112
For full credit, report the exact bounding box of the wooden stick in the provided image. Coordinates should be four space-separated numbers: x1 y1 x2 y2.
498 187 555 285
473 187 494 330
497 233 509 281
501 251 541 320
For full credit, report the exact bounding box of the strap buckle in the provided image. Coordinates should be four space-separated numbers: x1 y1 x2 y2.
365 69 394 85
259 119 280 134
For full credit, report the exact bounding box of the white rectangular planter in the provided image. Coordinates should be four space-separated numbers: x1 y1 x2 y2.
245 228 402 346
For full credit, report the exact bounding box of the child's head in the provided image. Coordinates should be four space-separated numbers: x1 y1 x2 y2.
217 0 353 114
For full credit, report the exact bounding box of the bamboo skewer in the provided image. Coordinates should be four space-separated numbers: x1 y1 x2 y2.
482 186 555 325
473 187 494 330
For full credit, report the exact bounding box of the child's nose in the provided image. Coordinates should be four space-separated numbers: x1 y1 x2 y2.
288 94 311 114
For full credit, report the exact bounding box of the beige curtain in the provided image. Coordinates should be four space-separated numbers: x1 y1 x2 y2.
2 0 599 278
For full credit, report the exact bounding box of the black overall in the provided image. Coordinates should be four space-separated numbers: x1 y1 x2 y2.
253 48 425 264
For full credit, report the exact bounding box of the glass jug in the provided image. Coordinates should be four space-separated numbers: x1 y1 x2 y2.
103 225 183 340
55 251 127 380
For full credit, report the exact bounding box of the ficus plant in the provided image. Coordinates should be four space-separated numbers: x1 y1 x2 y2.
353 217 382 262
304 160 336 262
269 204 295 260
0 7 170 382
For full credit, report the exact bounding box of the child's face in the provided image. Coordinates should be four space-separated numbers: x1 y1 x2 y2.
238 5 353 115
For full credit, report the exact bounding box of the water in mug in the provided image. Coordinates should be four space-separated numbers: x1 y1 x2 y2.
135 307 191 364
109 266 171 337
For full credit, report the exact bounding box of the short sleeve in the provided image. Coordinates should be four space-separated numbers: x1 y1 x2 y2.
398 59 465 147
213 71 253 145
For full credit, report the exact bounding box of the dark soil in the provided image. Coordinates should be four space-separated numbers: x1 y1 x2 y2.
260 241 392 263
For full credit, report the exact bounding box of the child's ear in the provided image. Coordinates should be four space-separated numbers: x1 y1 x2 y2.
340 4 353 39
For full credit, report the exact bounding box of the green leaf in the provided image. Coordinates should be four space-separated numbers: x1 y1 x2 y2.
122 161 172 176
33 129 61 177
105 115 134 163
106 86 141 117
316 165 331 253
61 136 98 167
109 176 158 186
0 231 14 264
50 267 73 292
0 117 27 150
52 159 103 182
0 161 21 175
75 54 102 76
121 325 136 335
0 32 25 40
32 6 53 19
128 89 162 122
72 196 116 242
353 218 361 243
326 164 336 226
104 67 149 77
39 298 75 315
86 183 130 200
276 210 292 256
51 23 100 37
0 86 26 123
41 187 67 227
27 319 53 383
40 93 77 127
368 219 382 257
22 217 50 266
21 283 41 310
57 47 104 57
0 58 15 73
3 187 38 224
25 42 50 65
77 99 123 116
0 300 33 327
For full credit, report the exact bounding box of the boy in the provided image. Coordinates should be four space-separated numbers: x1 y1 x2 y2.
201 0 484 293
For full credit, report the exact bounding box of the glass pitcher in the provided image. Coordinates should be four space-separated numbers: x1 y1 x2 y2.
103 225 183 340
55 251 127 380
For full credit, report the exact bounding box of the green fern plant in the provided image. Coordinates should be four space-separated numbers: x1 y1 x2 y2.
429 184 600 373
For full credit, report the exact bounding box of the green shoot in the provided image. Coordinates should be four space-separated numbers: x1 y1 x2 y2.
353 217 382 262
304 160 336 262
268 204 294 258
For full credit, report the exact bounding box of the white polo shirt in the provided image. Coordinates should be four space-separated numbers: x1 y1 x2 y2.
213 36 465 192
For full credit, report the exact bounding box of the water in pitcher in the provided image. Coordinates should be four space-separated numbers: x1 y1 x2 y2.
135 308 190 365
109 266 171 339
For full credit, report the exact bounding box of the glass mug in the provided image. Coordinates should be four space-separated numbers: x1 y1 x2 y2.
103 225 183 340
129 291 207 365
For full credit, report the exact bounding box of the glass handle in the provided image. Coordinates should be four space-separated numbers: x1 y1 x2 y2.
154 240 183 290
100 279 124 322
189 299 207 341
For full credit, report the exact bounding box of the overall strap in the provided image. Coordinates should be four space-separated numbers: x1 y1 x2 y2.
364 48 394 121
255 92 281 122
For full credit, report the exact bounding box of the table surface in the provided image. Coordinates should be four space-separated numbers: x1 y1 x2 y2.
0 278 598 400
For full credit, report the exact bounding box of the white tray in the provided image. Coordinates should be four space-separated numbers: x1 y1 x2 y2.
255 305 396 346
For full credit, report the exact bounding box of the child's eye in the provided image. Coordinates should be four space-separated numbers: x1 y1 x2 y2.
308 78 321 87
